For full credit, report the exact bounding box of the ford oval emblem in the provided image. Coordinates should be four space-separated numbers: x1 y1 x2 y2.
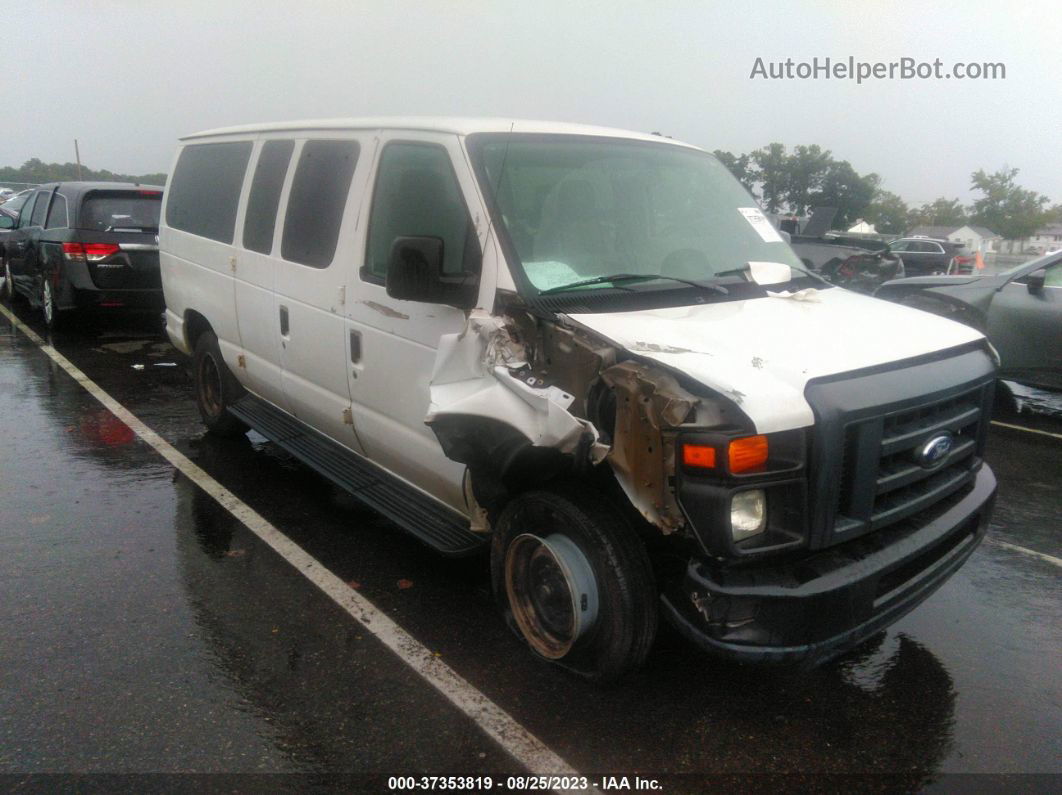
916 433 954 469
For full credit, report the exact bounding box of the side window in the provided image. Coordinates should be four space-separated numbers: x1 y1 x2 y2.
45 194 68 229
18 193 38 228
166 141 252 243
890 240 907 251
30 190 51 227
929 243 945 253
281 139 359 268
243 139 295 254
1044 263 1062 287
365 142 478 281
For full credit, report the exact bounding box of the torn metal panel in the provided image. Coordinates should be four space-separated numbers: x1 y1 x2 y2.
600 361 700 532
426 310 606 460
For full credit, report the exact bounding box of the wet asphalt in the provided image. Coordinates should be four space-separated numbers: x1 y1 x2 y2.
0 301 1059 790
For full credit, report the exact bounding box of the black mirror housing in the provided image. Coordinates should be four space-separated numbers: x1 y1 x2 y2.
385 236 476 308
1026 268 1046 294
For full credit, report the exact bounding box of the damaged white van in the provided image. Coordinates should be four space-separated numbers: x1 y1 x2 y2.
160 119 997 680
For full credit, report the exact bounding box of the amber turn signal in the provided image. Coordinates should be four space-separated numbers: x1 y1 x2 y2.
728 435 769 473
682 444 717 469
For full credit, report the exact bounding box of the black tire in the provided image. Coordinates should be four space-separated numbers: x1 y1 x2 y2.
2 260 17 303
491 485 657 682
193 330 248 437
41 278 71 331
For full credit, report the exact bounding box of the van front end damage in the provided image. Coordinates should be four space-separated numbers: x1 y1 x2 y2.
423 309 998 668
424 309 729 532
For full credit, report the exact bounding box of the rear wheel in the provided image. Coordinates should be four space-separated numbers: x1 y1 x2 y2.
193 331 248 437
491 486 657 682
41 279 70 331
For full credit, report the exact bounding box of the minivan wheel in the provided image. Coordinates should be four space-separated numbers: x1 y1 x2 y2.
491 486 657 682
41 279 67 331
2 261 16 303
193 331 248 437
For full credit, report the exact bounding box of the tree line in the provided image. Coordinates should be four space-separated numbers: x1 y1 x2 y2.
713 145 1059 240
3 151 1058 242
0 158 166 190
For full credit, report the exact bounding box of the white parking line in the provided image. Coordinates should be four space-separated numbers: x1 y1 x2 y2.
0 303 591 793
986 538 1062 569
990 420 1062 441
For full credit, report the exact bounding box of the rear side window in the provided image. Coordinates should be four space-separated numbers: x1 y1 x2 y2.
281 139 359 268
30 191 50 227
45 194 68 229
243 139 294 254
166 142 252 243
79 191 161 232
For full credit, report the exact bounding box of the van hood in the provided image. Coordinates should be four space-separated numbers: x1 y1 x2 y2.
568 287 985 434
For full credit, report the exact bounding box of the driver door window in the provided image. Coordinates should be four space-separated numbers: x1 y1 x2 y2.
363 142 478 285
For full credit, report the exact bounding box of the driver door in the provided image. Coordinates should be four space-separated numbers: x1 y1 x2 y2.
344 133 484 512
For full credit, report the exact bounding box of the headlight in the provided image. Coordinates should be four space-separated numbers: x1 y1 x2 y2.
731 489 766 542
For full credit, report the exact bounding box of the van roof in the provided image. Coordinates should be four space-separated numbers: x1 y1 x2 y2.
180 117 701 148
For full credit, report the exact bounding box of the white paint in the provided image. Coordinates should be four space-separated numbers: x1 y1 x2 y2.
990 420 1062 441
0 302 591 792
986 538 1062 568
570 287 985 434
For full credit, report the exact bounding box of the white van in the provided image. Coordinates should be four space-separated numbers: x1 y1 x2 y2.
160 118 997 680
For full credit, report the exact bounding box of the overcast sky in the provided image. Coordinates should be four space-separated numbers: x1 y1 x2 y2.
6 0 1060 204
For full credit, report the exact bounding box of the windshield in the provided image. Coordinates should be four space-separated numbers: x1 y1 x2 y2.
468 135 804 297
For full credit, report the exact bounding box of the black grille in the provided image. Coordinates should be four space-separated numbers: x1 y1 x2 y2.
833 385 984 538
804 344 996 549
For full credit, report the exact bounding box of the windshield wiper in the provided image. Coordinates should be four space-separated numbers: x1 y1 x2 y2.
714 262 831 286
539 272 728 296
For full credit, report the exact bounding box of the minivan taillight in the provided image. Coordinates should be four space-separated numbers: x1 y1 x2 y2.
62 242 86 262
63 242 121 262
83 242 121 261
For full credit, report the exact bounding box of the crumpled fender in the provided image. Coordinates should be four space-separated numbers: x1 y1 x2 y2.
425 310 607 461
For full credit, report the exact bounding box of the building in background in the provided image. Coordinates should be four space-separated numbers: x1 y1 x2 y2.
908 224 1000 254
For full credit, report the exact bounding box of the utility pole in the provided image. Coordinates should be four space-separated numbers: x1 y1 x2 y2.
74 139 83 180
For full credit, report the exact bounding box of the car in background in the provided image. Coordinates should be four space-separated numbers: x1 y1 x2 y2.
875 252 1062 391
887 237 972 277
0 182 164 329
0 188 15 203
776 208 905 293
0 189 32 218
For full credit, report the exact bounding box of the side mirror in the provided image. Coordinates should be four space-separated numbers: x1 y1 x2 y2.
1026 268 1046 295
385 236 475 308
0 215 14 230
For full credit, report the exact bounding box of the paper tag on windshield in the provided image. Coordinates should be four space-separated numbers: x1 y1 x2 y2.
738 208 784 243
748 261 793 285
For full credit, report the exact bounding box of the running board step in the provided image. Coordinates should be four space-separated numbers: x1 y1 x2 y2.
228 395 486 557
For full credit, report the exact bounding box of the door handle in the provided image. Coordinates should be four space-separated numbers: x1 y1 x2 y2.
350 330 361 363
279 305 289 336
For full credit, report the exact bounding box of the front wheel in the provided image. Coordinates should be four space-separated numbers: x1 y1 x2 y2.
193 331 248 437
491 486 657 682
